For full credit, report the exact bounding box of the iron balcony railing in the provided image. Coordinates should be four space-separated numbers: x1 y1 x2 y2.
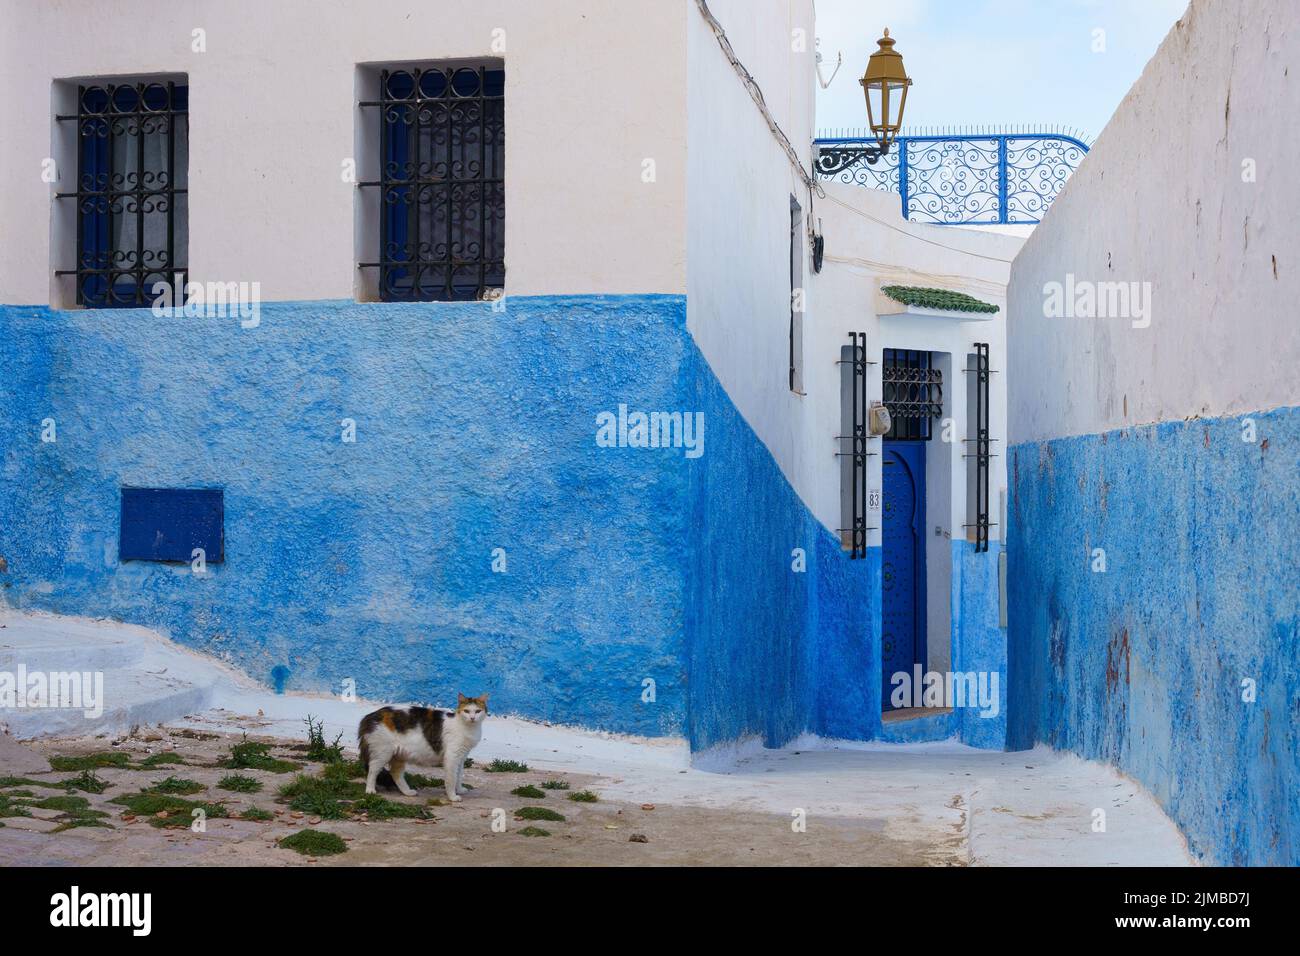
815 127 1091 226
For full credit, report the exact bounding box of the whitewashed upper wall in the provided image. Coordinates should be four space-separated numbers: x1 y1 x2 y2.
0 0 687 303
1007 0 1300 444
686 0 817 503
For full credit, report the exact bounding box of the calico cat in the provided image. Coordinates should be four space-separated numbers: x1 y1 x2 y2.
358 693 487 802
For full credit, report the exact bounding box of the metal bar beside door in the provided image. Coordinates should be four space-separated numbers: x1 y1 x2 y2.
962 342 995 553
836 332 877 559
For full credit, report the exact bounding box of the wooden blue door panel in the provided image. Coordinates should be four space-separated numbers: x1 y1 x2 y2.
119 488 224 563
881 442 926 709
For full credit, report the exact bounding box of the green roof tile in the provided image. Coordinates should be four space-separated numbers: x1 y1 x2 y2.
881 285 999 314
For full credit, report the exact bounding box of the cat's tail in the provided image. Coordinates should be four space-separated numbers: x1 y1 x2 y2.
358 730 370 772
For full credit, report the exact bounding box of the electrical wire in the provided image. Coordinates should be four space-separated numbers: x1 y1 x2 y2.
696 0 1020 266
821 192 1020 264
694 0 825 200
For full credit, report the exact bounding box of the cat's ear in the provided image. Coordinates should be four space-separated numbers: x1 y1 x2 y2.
478 693 489 711
457 692 468 705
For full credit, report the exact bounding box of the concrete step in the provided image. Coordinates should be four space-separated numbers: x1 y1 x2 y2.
0 608 245 739
0 612 149 673
0 669 218 739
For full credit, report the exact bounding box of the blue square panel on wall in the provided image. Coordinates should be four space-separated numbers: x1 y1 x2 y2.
119 488 224 563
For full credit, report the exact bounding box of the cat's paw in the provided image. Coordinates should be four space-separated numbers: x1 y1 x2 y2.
447 793 462 803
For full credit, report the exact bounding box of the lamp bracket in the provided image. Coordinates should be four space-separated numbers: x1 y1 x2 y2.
815 143 890 174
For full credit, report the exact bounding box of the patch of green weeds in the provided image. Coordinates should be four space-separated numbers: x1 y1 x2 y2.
515 806 565 822
517 826 551 837
15 793 112 832
484 759 529 773
62 770 109 794
109 791 228 827
219 735 300 773
51 818 114 833
405 774 443 789
322 760 365 782
48 752 131 772
147 803 227 829
511 784 545 799
567 790 599 803
278 772 364 820
0 795 33 818
137 752 186 768
144 776 205 796
286 791 348 820
539 779 570 791
278 829 347 856
278 771 433 820
23 794 94 813
279 772 365 801
217 774 263 793
348 795 432 821
303 715 347 764
109 792 193 815
239 807 274 822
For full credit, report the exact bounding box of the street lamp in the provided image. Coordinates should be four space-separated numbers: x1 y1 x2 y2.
860 29 911 157
816 28 913 173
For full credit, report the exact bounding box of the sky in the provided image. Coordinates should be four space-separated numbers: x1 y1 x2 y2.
814 0 1191 142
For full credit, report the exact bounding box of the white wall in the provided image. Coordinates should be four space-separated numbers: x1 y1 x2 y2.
686 0 817 495
0 0 687 304
1008 0 1300 443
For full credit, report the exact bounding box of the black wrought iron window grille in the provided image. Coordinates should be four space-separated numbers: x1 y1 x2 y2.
359 65 505 302
962 343 998 552
882 348 942 441
55 81 188 308
837 332 878 558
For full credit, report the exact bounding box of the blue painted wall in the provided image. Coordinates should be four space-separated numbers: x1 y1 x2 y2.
952 540 1007 749
683 347 878 749
1009 407 1300 865
0 294 893 750
810 542 881 741
0 296 692 736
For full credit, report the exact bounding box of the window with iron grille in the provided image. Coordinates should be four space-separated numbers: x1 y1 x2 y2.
882 349 942 440
55 81 188 308
359 65 505 302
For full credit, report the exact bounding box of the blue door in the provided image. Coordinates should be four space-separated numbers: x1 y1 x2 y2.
881 441 926 710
